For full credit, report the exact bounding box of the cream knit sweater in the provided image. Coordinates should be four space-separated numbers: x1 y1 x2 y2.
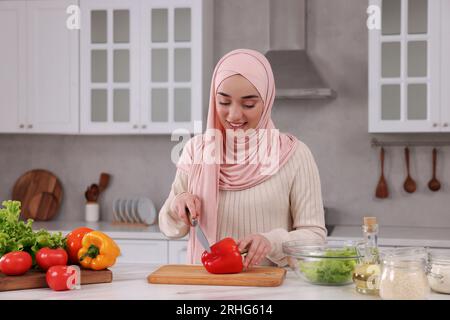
158 140 327 266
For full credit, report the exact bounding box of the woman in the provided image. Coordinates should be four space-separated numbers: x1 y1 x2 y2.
159 49 326 268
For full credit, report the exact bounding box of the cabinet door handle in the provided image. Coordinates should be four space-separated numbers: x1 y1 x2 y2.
433 123 438 127
444 123 449 127
19 124 25 129
27 124 33 129
142 125 147 129
133 124 138 129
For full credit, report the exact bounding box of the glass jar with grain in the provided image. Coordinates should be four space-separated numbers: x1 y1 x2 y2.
427 250 450 294
379 247 430 300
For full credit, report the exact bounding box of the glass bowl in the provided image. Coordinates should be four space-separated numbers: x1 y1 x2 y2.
282 239 363 286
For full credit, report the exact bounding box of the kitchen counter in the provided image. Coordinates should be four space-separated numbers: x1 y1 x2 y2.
31 221 450 248
31 221 188 240
329 225 450 248
1 263 449 300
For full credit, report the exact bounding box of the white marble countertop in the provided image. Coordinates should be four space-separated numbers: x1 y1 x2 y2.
31 221 187 241
1 263 449 300
328 225 450 248
31 221 450 248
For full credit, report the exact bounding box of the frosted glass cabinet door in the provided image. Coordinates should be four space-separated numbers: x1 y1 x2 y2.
27 0 79 133
81 0 211 134
140 1 205 134
80 0 139 134
369 0 441 132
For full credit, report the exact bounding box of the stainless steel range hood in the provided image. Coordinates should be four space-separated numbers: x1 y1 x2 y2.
266 0 336 99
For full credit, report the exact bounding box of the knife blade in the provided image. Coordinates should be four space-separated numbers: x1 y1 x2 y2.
186 208 211 253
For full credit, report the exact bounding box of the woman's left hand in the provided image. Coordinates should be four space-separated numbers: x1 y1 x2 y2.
236 234 272 269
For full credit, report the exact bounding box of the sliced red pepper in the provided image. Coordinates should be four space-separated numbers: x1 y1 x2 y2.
201 237 243 274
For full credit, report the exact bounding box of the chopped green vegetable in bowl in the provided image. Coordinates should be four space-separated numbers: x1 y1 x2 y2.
0 200 66 266
283 240 362 286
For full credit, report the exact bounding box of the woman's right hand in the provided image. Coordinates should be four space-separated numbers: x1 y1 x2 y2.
170 192 202 226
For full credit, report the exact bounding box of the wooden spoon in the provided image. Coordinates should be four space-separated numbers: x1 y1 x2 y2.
89 184 100 202
375 147 389 198
403 147 417 193
428 148 441 192
99 173 110 193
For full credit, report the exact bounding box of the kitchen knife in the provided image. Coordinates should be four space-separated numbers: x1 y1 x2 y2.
186 208 211 253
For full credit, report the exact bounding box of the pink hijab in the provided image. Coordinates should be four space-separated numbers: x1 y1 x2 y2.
177 49 299 264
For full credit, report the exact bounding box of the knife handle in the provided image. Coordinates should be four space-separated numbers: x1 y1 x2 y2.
185 207 197 226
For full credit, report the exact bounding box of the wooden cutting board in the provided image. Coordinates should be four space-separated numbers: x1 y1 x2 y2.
0 269 112 292
12 169 63 221
147 265 286 287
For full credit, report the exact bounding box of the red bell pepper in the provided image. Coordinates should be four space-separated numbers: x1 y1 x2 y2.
66 227 94 264
201 237 243 274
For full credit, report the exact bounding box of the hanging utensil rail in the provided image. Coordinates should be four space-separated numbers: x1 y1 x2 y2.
371 138 450 147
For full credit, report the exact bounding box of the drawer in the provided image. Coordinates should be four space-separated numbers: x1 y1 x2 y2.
115 240 168 264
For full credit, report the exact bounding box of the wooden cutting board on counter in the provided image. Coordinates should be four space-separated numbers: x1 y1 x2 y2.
147 265 286 287
12 169 63 221
0 269 112 292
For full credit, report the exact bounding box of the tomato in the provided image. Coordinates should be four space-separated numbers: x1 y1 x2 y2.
36 247 68 271
0 251 32 276
46 265 79 291
66 227 93 264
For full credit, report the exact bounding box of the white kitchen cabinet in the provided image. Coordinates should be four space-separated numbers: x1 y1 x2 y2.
0 1 26 133
80 0 213 134
0 0 79 134
26 0 79 133
168 240 188 264
138 0 207 134
105 239 189 264
80 0 140 134
439 0 450 128
368 0 448 133
115 239 169 264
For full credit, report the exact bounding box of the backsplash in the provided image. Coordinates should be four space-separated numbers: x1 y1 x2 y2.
1 0 450 228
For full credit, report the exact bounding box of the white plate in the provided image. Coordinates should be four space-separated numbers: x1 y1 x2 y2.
127 198 139 223
114 198 125 222
121 199 129 222
131 198 143 223
120 198 129 222
136 197 157 225
112 198 120 222
124 199 134 223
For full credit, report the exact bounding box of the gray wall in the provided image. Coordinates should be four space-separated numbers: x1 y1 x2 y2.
1 0 450 228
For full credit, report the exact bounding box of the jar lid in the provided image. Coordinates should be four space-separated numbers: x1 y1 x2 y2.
428 250 450 265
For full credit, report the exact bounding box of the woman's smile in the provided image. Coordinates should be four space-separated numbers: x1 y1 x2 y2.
225 120 248 130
